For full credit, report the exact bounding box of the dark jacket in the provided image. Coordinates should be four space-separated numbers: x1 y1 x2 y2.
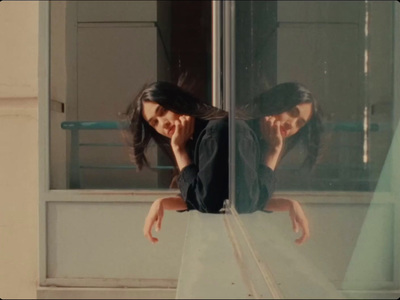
178 118 229 213
235 119 276 213
177 117 276 214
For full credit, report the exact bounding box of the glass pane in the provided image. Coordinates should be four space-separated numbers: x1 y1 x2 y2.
49 0 212 189
233 0 399 297
235 0 394 192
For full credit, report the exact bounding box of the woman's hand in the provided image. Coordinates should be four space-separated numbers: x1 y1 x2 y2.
170 115 195 151
264 198 310 245
288 200 310 245
143 198 164 244
261 116 284 170
260 116 284 152
170 116 194 170
143 197 187 244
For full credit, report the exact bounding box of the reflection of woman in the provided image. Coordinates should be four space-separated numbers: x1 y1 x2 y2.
125 81 322 245
242 82 322 170
235 82 322 244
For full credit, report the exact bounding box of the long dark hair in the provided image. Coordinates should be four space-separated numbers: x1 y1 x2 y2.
240 82 323 169
124 81 227 170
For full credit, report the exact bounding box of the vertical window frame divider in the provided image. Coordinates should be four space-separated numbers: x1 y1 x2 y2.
38 0 50 285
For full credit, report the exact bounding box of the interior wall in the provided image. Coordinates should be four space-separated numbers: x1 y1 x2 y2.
0 1 39 298
170 0 211 102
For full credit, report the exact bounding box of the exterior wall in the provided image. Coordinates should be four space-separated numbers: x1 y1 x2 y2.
0 1 38 97
0 1 39 298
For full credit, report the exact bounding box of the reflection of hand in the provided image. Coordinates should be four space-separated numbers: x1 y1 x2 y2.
289 200 310 245
261 116 284 170
171 115 195 150
261 116 283 152
264 198 310 245
143 199 164 244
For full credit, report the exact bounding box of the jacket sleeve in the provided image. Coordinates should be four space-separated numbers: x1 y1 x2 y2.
234 120 276 214
177 121 229 213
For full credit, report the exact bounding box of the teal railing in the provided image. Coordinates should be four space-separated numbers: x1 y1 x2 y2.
61 120 385 189
61 121 174 188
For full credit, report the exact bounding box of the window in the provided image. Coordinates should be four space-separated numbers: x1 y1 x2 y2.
230 1 400 298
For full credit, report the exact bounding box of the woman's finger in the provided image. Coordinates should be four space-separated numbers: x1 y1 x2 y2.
295 234 306 245
174 120 182 135
262 116 272 135
178 115 194 138
301 218 310 239
143 217 158 244
295 225 310 245
179 115 187 125
269 116 276 124
181 117 189 135
290 211 299 233
295 215 310 245
293 220 299 233
275 121 282 138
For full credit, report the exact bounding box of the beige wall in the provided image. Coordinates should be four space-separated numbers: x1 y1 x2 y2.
0 1 38 98
0 1 39 298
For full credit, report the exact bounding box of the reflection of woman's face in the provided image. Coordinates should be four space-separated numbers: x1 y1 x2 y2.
141 101 181 138
267 102 313 138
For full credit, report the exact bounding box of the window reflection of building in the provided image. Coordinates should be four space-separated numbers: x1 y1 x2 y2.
235 1 394 192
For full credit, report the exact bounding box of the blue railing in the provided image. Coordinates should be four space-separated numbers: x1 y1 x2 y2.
61 121 174 188
61 120 386 189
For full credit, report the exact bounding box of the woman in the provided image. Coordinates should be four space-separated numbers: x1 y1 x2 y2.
125 81 229 212
124 81 322 244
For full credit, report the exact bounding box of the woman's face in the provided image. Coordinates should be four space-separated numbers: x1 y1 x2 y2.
142 101 181 138
267 102 313 138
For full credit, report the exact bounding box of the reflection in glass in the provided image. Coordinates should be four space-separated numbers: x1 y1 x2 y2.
233 1 398 298
234 82 322 215
235 1 394 192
